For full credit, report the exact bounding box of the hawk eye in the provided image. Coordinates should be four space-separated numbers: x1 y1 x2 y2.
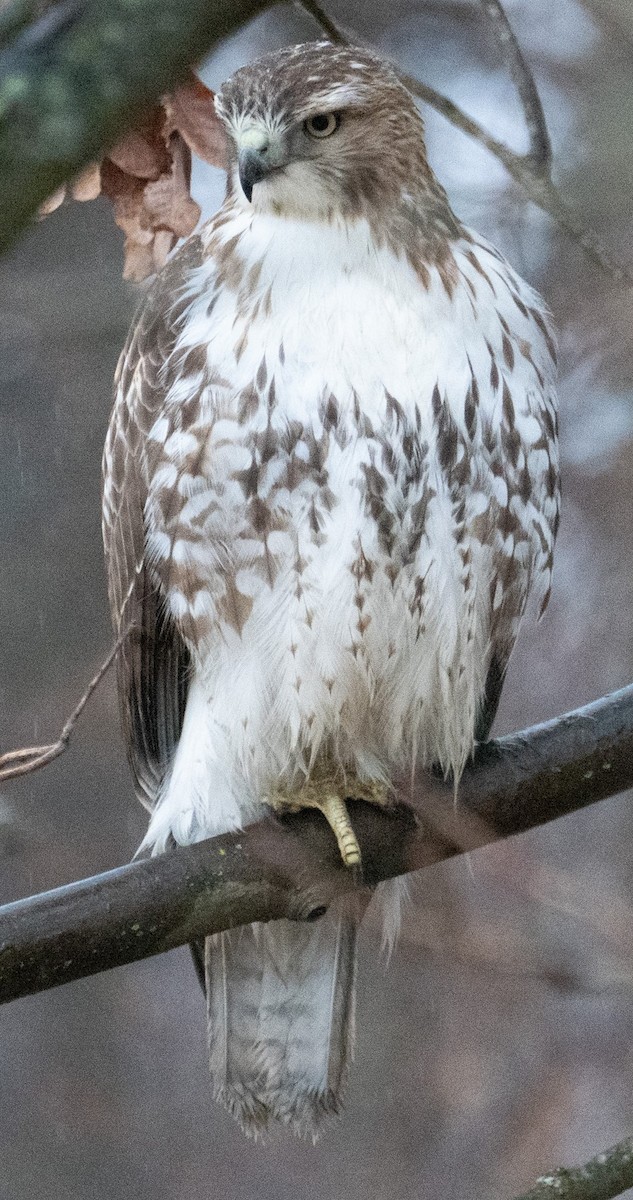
304 112 341 139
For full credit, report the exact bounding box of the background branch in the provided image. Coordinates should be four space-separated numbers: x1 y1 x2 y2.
477 0 552 172
0 633 125 781
0 685 631 1006
511 1132 633 1199
0 0 60 49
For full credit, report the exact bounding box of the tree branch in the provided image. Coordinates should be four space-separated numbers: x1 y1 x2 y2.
0 0 57 49
0 0 268 251
0 685 631 1005
511 1132 633 1199
477 0 552 173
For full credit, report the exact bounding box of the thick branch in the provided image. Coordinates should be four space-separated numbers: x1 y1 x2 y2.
0 685 631 1005
512 1133 633 1199
0 0 268 251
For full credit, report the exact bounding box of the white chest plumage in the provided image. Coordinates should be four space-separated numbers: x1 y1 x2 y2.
138 206 558 853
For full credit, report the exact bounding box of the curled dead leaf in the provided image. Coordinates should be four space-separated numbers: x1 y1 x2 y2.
71 163 102 202
38 186 66 217
39 73 228 281
164 75 228 170
108 113 171 181
143 135 201 239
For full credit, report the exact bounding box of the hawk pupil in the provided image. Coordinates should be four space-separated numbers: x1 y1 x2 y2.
312 114 329 131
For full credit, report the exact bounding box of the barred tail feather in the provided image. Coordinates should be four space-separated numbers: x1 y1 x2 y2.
205 907 358 1139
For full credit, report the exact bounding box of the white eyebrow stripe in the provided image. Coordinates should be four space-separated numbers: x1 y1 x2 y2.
306 83 364 109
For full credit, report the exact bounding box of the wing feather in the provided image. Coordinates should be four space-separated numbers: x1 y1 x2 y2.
102 238 202 809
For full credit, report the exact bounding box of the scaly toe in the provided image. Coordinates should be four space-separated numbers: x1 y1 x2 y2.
320 793 362 867
265 786 362 869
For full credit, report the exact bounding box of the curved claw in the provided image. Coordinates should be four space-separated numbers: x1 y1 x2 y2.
267 776 391 870
320 793 362 867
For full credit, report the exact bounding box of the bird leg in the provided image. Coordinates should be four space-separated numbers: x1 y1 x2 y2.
266 773 391 869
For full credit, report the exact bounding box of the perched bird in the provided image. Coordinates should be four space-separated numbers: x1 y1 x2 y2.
102 41 560 1138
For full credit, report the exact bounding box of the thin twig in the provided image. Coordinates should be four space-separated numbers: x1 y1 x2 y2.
511 1132 633 1199
400 69 633 284
0 632 125 781
478 0 552 173
293 0 342 44
296 0 633 286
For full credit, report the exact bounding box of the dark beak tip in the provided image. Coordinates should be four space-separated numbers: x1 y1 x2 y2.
238 148 269 204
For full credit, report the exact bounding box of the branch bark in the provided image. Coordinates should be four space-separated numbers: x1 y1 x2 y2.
0 0 268 251
511 1133 633 1199
0 685 631 1006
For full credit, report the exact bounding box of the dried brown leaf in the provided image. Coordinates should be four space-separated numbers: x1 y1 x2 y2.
71 162 102 202
38 186 67 217
152 228 178 275
165 74 228 169
122 240 157 283
100 159 145 220
108 121 170 181
143 135 201 238
100 160 152 281
100 142 200 282
40 73 225 280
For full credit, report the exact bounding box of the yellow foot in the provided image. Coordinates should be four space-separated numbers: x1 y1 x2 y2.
267 776 391 869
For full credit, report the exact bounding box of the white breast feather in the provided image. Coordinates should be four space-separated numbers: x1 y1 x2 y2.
139 208 558 854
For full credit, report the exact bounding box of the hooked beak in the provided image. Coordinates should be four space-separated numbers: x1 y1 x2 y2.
236 127 287 202
238 147 270 203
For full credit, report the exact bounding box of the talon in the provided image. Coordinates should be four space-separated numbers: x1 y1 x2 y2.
266 784 362 868
322 793 362 867
266 773 391 869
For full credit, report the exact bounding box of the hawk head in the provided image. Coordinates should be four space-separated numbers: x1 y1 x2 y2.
214 41 444 225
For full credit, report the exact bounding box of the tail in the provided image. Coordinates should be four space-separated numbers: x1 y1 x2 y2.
204 906 358 1139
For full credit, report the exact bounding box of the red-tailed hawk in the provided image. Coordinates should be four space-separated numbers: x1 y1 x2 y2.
102 41 560 1138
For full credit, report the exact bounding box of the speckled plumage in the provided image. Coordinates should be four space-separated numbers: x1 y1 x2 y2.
103 41 560 1138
